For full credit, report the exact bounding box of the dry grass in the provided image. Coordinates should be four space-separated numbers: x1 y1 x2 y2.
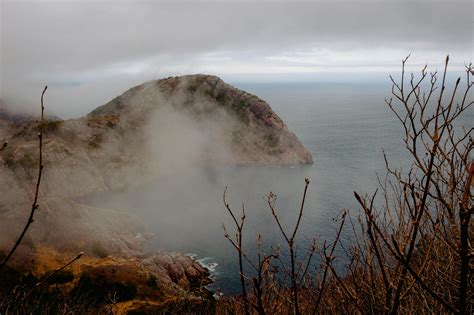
221 56 473 314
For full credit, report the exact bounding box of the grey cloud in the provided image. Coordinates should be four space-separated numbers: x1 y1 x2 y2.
1 0 472 117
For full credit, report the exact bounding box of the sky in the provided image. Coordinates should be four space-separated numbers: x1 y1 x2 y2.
1 0 473 118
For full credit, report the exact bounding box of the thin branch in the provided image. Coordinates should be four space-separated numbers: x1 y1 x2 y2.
0 86 47 269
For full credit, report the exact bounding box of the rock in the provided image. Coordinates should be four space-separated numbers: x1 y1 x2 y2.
89 74 313 166
139 252 211 291
1 247 213 313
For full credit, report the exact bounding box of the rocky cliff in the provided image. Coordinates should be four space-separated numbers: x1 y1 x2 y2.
2 75 312 193
89 74 313 166
0 75 312 311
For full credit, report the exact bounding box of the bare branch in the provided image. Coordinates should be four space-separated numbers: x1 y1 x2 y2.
0 86 48 269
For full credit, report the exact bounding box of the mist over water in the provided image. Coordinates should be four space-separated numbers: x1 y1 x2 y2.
84 82 471 294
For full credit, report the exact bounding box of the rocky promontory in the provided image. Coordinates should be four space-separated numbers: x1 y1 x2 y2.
0 75 313 311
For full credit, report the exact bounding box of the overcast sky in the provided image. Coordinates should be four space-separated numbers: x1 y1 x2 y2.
1 0 473 117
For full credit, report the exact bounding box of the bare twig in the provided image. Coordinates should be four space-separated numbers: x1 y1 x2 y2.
223 187 250 315
313 210 347 313
0 86 47 269
458 161 473 315
267 177 310 315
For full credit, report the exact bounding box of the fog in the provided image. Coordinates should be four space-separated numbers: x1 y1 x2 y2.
144 91 237 172
2 68 471 293
1 0 472 294
74 80 318 286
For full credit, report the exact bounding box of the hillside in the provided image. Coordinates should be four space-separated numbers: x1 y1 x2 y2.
0 75 313 312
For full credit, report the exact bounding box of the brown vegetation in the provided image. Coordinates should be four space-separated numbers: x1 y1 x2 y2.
221 56 473 314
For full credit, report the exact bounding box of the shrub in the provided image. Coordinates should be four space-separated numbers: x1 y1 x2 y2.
222 56 473 314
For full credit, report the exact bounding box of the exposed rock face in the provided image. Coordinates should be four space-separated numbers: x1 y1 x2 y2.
0 75 312 309
90 74 313 166
2 247 212 313
72 251 212 312
1 75 312 201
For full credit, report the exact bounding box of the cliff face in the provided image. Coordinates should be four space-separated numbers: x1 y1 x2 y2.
89 74 313 166
0 75 312 196
2 247 213 313
0 75 312 309
1 75 312 197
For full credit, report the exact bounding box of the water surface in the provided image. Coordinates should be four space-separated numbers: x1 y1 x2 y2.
87 82 470 294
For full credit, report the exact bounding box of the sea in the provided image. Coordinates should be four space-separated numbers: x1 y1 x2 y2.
87 81 472 294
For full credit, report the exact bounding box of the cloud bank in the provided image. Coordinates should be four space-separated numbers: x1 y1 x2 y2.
1 0 472 117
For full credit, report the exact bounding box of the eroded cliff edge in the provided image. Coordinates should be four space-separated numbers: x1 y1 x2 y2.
0 75 313 312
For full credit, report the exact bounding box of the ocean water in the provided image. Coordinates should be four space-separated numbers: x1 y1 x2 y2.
87 82 471 294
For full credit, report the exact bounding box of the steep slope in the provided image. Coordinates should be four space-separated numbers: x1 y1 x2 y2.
90 74 313 166
1 74 313 200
